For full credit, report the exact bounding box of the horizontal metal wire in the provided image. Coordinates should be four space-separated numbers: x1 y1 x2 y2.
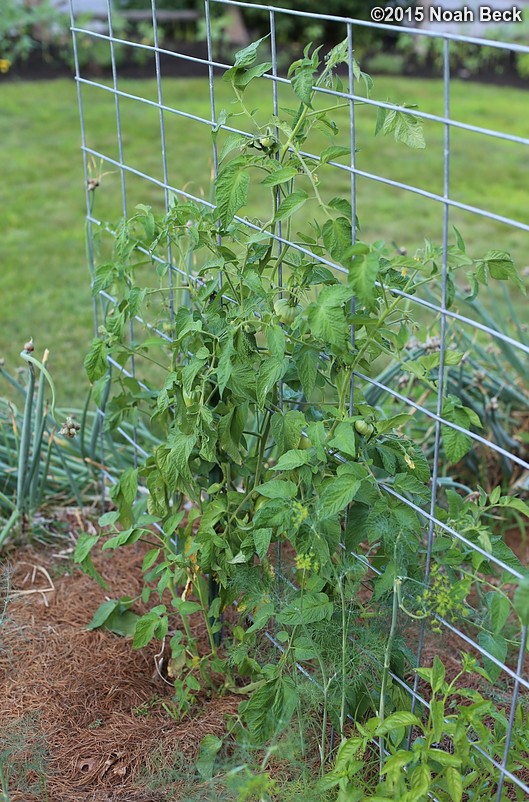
320 161 529 234
347 570 529 793
471 743 529 797
361 637 529 794
77 77 529 236
106 356 151 394
77 75 217 128
77 78 529 234
95 238 528 478
98 341 527 623
101 281 529 790
356 370 529 473
102 331 529 691
91 215 237 304
101 318 526 585
71 25 218 68
101 471 117 487
302 86 529 148
431 612 529 691
281 552 526 740
82 143 529 360
90 226 529 483
116 425 151 458
71 2 529 790
380 481 525 580
72 32 529 150
210 0 529 53
275 564 529 793
99 289 174 342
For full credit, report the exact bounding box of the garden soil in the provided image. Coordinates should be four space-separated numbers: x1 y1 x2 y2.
2 512 529 799
0 515 239 802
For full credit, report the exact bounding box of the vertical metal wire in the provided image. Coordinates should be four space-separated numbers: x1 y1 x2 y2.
270 9 283 577
151 0 179 556
68 3 95 289
270 13 283 314
205 0 219 180
347 22 356 414
330 22 358 754
106 0 137 472
410 36 451 717
70 3 529 788
151 0 174 319
205 3 222 289
205 0 222 640
69 0 107 510
106 0 127 219
495 625 528 800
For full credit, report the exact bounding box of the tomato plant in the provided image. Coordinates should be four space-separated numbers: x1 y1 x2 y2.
77 36 529 793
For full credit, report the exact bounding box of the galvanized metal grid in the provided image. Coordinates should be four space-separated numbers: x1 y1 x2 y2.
69 1 529 796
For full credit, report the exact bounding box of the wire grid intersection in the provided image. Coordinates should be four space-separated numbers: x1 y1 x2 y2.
69 1 529 796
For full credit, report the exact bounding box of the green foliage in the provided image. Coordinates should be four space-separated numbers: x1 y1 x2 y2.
397 18 529 83
0 0 68 69
323 653 529 801
516 52 529 80
0 0 184 75
0 713 48 800
3 75 529 408
78 36 528 798
0 357 145 548
0 344 77 544
142 726 326 802
241 0 410 52
375 103 426 149
367 285 529 498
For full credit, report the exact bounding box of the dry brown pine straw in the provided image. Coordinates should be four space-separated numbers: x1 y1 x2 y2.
0 537 239 802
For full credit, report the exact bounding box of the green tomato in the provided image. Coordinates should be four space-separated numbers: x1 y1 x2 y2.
254 495 267 512
354 419 372 436
274 298 300 326
260 136 275 149
298 435 311 450
183 389 200 409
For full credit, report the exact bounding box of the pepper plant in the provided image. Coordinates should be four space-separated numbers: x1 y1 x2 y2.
77 37 529 759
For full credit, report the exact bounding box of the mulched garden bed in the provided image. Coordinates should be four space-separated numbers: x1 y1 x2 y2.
5 39 529 88
2 42 214 82
2 508 529 800
0 523 239 802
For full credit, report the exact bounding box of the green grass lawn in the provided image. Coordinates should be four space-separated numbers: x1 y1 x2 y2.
1 73 528 406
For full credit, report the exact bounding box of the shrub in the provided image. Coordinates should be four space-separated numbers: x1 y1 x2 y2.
0 0 69 70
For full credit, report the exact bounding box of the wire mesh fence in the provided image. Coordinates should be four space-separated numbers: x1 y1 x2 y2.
69 1 529 796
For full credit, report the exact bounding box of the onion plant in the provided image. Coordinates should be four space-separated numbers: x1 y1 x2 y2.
368 286 529 496
0 346 150 546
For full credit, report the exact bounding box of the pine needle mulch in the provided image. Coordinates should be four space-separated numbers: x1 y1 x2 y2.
0 533 239 802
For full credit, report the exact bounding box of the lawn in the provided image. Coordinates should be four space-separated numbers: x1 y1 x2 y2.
1 72 528 406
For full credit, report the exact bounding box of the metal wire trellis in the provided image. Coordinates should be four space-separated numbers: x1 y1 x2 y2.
69 2 529 796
